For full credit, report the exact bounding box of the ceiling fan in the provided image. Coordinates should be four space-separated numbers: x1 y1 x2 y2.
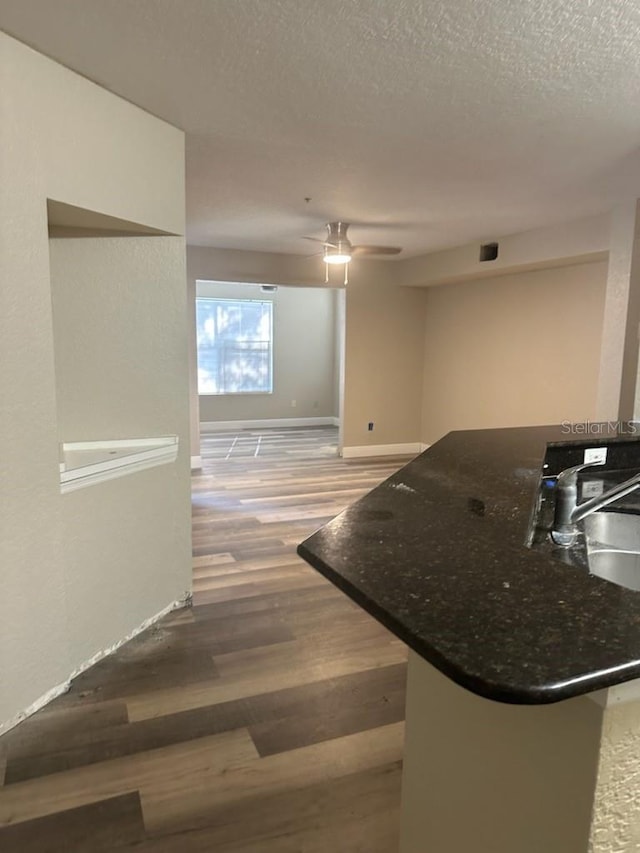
303 222 402 283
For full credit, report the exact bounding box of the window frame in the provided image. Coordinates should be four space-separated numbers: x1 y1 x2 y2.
195 296 274 396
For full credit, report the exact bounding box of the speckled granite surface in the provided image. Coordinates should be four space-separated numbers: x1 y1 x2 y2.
298 425 640 704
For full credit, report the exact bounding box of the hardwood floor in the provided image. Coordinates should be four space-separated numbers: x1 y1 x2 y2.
0 427 410 851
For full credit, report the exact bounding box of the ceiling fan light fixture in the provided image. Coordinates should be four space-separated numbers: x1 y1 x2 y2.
323 222 352 264
309 222 400 277
323 250 352 265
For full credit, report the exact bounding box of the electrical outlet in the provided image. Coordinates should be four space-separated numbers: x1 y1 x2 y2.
368 422 374 431
582 480 605 499
291 399 297 408
584 447 607 465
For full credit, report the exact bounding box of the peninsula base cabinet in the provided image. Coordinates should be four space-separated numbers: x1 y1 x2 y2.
399 651 640 853
297 426 640 853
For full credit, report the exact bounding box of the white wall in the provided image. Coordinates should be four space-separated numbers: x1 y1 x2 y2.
0 34 190 731
420 260 608 445
196 280 337 423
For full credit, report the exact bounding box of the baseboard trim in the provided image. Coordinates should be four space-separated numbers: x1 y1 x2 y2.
0 593 191 737
190 455 202 470
420 443 431 452
201 417 338 432
342 442 422 459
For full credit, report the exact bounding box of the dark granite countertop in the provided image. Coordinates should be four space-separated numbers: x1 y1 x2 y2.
297 425 640 704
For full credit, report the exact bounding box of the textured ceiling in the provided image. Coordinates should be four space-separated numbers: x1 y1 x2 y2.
2 0 640 256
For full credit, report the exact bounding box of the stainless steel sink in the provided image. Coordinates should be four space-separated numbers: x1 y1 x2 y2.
583 511 640 551
582 511 640 590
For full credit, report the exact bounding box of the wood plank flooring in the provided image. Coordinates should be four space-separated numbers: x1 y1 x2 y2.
0 427 410 851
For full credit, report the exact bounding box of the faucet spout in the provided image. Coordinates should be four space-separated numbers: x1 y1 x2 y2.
570 471 640 524
551 464 640 547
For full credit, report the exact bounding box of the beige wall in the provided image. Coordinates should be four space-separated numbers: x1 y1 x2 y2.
420 260 608 445
187 246 426 460
49 237 191 663
0 33 190 731
343 266 428 449
187 206 616 459
590 696 640 851
186 247 427 453
196 280 337 423
187 244 326 289
335 289 346 449
187 247 613 454
186 245 332 452
596 200 640 422
401 212 609 288
187 275 201 457
50 237 189 441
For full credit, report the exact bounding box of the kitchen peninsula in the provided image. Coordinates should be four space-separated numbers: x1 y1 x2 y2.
298 425 640 853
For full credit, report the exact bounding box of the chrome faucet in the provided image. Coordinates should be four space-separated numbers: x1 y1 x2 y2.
551 463 640 547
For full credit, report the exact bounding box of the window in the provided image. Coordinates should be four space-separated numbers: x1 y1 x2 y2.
196 297 273 394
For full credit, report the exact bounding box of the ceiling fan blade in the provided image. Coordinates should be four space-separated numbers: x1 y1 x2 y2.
302 236 334 247
351 245 402 256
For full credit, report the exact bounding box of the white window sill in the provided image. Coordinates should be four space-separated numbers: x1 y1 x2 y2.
198 391 273 397
59 436 179 494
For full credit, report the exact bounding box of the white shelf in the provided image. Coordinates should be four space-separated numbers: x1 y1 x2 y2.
59 436 179 493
